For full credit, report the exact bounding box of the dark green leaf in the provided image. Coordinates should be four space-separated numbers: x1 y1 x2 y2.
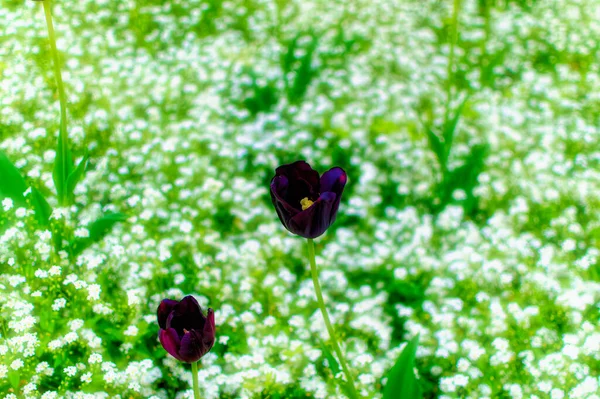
65 154 89 204
29 187 52 226
52 130 73 206
282 35 299 74
425 127 446 171
290 34 318 103
383 335 422 399
446 143 488 213
70 213 126 256
441 96 469 158
281 31 319 104
0 150 28 207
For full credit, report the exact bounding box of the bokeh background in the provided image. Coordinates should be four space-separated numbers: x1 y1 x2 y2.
1 0 600 398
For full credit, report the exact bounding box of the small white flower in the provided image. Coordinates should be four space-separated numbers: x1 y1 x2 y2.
180 220 193 233
36 362 53 376
88 354 102 364
64 332 78 343
87 284 101 301
22 383 36 394
10 359 24 370
48 339 63 350
35 269 49 278
69 319 84 331
128 381 141 392
52 298 66 311
218 336 230 345
2 198 13 211
124 326 138 336
74 228 90 238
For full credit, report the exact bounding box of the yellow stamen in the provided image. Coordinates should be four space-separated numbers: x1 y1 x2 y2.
300 197 314 211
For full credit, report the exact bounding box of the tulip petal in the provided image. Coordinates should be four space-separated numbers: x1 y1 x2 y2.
157 299 178 329
179 330 206 363
289 192 336 238
320 167 347 195
275 161 320 206
167 296 205 334
159 328 183 361
275 161 320 190
270 175 302 216
202 308 216 349
320 167 346 224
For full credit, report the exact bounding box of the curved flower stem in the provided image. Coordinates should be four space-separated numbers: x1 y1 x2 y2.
191 361 201 399
307 239 360 399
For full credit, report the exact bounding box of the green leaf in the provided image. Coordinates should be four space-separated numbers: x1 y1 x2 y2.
319 340 359 399
282 31 319 104
383 335 422 399
8 369 20 391
425 127 446 172
320 340 341 376
65 153 89 204
70 213 126 256
0 150 28 207
0 151 52 227
290 34 318 103
52 129 73 206
441 96 469 160
29 187 52 226
445 143 488 214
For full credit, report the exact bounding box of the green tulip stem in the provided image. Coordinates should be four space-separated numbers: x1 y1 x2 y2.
191 361 201 399
446 0 461 123
307 238 360 398
42 0 69 203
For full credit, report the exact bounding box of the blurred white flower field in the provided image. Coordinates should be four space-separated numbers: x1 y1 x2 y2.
1 0 600 398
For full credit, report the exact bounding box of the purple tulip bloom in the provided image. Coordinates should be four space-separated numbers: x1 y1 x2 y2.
270 160 347 239
157 296 215 363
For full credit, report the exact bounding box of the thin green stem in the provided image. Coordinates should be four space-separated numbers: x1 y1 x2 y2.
307 239 360 399
42 0 69 205
191 361 201 399
446 0 461 123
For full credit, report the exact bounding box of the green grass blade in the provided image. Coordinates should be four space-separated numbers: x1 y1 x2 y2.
383 335 422 399
425 127 447 172
66 154 89 204
52 131 73 206
29 187 52 226
442 96 469 158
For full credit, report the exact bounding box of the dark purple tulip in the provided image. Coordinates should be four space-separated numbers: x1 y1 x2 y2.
157 296 215 363
270 160 347 239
